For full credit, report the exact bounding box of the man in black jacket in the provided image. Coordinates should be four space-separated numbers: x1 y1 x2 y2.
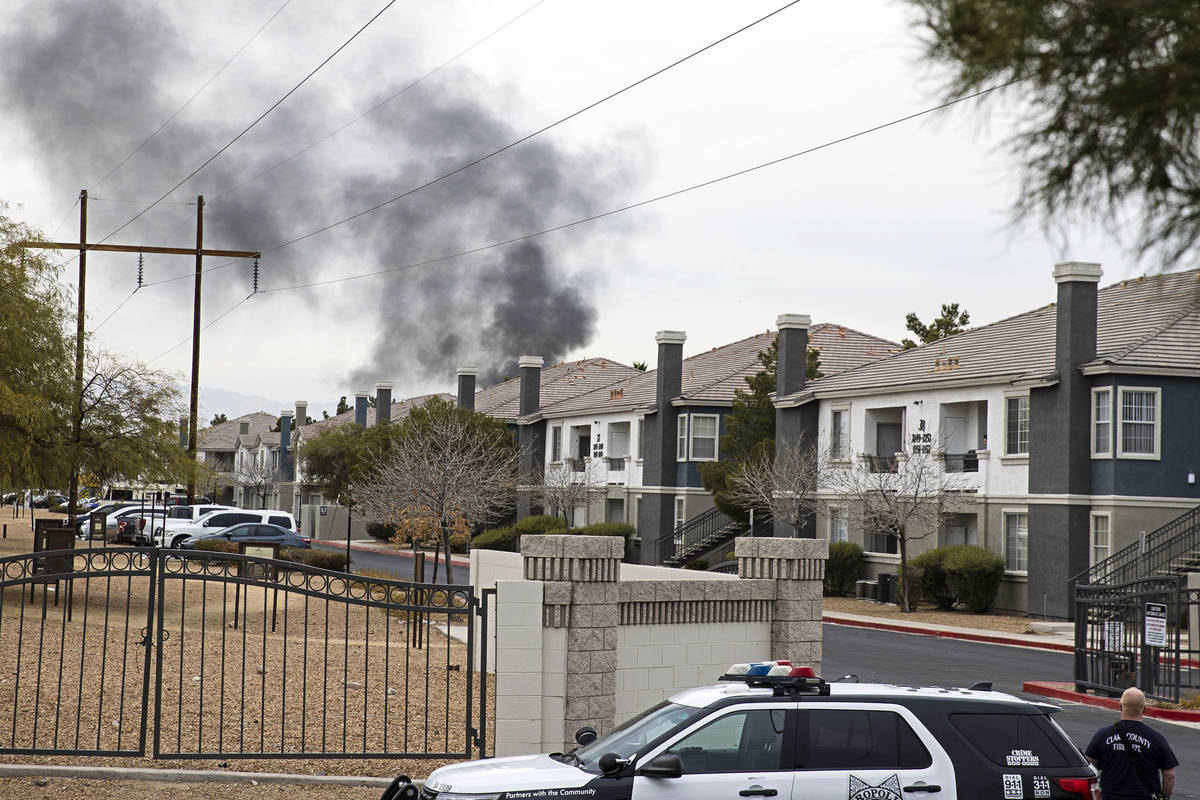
1085 687 1178 800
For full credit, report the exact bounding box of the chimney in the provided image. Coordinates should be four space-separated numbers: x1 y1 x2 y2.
295 400 308 428
516 356 545 520
456 365 478 410
775 314 811 398
354 391 369 428
239 421 250 436
637 330 686 563
278 411 293 481
1028 261 1102 620
376 382 393 424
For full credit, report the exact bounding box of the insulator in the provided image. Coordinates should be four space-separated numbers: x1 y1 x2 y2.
252 257 260 294
137 252 144 288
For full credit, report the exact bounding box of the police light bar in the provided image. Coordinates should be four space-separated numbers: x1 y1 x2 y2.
720 662 829 695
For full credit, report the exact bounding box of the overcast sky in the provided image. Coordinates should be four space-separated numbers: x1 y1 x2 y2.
2 0 1136 415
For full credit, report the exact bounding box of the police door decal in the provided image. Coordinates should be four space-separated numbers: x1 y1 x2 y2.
848 774 902 800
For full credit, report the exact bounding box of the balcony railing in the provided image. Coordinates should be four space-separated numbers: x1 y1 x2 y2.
607 457 625 472
566 457 586 473
867 455 898 473
943 452 979 473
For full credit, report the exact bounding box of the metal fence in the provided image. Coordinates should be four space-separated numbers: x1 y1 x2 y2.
0 546 491 759
1073 576 1200 703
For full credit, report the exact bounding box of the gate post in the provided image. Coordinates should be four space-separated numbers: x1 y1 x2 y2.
736 537 827 672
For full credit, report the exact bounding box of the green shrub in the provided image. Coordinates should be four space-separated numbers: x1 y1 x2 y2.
683 558 708 570
573 522 635 540
943 545 1006 613
513 515 567 536
824 541 864 597
281 547 349 572
192 538 238 554
365 522 395 542
471 525 517 552
912 547 959 610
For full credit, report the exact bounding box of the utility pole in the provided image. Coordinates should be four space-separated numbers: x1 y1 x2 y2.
23 191 259 515
187 197 205 505
66 190 87 527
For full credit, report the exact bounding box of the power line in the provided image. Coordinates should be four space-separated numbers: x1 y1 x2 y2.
94 0 399 249
89 0 294 192
142 0 808 289
212 0 547 203
92 287 138 332
255 79 1021 295
147 293 254 364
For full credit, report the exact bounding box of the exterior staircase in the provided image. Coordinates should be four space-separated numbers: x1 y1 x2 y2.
653 506 773 567
1075 505 1200 586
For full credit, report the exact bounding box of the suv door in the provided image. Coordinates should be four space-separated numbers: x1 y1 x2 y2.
205 512 258 528
633 704 795 800
792 705 955 800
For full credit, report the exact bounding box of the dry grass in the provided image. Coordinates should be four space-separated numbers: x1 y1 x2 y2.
823 596 1043 634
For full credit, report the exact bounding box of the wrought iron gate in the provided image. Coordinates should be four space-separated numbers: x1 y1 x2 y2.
0 546 491 759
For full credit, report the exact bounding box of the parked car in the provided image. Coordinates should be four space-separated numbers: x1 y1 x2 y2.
389 664 1098 800
32 492 68 508
112 508 171 545
2 491 24 505
180 523 309 551
164 495 212 507
161 509 298 549
151 504 238 542
75 502 142 538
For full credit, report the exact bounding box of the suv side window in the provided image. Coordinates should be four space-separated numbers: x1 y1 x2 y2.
664 709 787 774
800 710 930 770
208 513 257 527
267 515 291 529
949 714 1086 768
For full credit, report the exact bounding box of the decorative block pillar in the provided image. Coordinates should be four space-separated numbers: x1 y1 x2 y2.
736 537 827 671
522 535 622 749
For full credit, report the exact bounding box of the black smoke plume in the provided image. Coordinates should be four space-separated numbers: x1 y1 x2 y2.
0 0 642 390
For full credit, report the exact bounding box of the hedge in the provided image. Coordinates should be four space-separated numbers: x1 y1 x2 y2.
472 515 567 552
943 545 1006 613
912 547 959 610
824 541 864 597
572 522 635 540
281 547 348 571
365 522 395 542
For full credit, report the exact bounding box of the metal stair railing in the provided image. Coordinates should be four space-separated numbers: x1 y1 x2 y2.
1074 505 1200 586
653 506 730 565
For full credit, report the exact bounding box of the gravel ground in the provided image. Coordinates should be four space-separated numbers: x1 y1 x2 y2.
823 596 1045 633
0 777 384 799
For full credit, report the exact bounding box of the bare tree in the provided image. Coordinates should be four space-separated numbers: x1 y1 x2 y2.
235 452 278 509
725 437 823 536
352 396 518 583
826 448 974 612
537 459 605 528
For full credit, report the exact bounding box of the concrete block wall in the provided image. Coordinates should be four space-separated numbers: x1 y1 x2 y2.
491 534 828 757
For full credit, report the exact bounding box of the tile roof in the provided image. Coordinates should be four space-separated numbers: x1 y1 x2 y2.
474 358 641 421
197 411 277 451
295 393 453 440
537 324 900 417
780 268 1200 402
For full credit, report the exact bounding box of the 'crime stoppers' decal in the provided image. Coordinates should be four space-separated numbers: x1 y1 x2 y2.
1003 774 1024 799
1007 749 1040 766
848 774 903 800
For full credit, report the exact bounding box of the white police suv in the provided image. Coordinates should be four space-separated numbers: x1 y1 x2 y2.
381 662 1098 800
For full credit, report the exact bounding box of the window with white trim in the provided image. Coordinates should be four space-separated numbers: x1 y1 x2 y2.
829 508 848 543
866 527 897 555
830 408 850 461
689 414 719 461
1004 513 1028 573
676 414 689 461
1091 388 1111 457
551 425 562 462
1005 396 1029 455
1117 387 1160 458
1091 514 1111 566
673 496 686 542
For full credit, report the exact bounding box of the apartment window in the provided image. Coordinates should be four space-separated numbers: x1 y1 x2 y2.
1091 388 1112 458
829 509 848 543
830 408 850 461
676 414 689 461
551 425 562 462
690 414 719 460
1004 513 1028 573
1118 387 1160 458
867 528 898 555
1005 396 1029 455
674 496 686 530
1091 514 1111 566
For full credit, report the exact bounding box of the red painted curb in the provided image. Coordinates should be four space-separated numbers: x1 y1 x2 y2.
822 613 1075 653
1023 681 1200 722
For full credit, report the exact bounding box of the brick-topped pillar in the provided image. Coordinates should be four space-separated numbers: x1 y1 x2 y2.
736 537 827 671
523 535 621 747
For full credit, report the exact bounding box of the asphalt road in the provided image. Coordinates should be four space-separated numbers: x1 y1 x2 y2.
824 622 1200 798
310 539 469 584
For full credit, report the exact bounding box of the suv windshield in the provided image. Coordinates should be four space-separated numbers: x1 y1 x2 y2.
574 702 701 770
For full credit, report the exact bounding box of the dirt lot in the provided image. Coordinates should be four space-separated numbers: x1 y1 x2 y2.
0 777 388 800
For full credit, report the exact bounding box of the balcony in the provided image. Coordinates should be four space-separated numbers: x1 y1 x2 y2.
867 455 898 473
566 457 586 473
943 452 979 473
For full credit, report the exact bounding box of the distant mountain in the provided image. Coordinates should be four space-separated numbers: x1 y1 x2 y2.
196 387 338 424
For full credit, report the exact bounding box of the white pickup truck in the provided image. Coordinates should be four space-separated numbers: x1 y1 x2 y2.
152 504 236 547
157 508 298 549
